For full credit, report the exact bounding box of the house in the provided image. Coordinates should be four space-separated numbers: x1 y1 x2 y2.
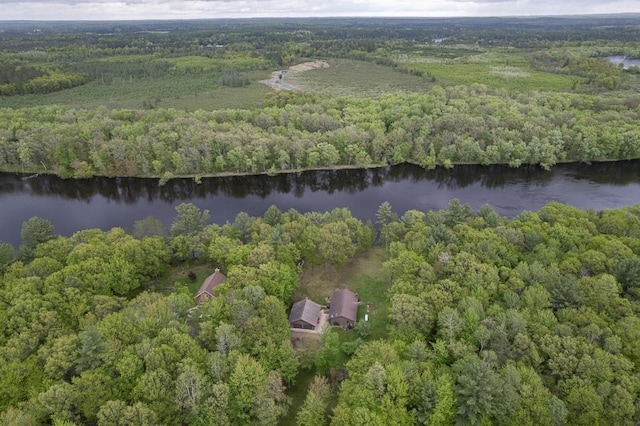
289 298 322 330
194 268 226 304
328 289 358 328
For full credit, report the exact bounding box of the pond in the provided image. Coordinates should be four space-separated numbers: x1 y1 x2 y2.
1 160 640 247
607 55 640 70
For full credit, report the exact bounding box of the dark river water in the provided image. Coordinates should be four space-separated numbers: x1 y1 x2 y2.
1 161 640 247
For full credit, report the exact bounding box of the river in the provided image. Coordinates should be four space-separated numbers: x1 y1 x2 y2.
1 160 640 247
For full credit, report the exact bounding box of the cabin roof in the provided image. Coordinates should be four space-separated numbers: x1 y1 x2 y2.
194 269 226 300
329 289 358 322
289 298 322 326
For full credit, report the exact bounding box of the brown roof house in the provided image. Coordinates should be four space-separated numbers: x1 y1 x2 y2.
194 268 227 304
328 289 358 328
289 298 322 330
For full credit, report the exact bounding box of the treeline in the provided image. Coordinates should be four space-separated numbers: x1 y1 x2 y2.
1 87 640 178
530 50 624 90
0 64 88 96
331 201 640 425
0 203 374 424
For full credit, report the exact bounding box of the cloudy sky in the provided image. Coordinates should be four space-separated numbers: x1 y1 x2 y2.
0 0 638 21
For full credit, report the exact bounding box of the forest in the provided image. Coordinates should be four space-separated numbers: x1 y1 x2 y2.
1 201 640 425
1 16 640 178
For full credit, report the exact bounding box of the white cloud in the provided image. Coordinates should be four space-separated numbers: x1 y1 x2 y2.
0 0 637 20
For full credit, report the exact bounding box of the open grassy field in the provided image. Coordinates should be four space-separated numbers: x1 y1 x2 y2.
287 58 430 97
0 69 273 110
402 52 584 92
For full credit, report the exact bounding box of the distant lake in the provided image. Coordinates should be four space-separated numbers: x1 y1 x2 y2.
1 161 640 247
607 55 640 69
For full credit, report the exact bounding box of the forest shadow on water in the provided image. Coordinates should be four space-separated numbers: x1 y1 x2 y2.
1 159 640 247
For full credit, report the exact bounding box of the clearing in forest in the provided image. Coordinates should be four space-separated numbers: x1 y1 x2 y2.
260 60 330 91
286 58 429 97
294 247 391 340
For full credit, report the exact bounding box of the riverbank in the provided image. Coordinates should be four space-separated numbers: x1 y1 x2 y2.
3 156 638 183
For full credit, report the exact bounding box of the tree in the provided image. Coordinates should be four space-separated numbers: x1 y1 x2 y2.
75 326 106 373
97 400 127 426
0 242 16 270
36 383 78 424
229 354 267 425
216 322 243 354
565 384 603 426
170 203 210 237
232 212 254 243
120 403 159 426
376 201 396 249
132 216 167 239
20 216 55 258
453 355 501 425
296 391 327 426
174 364 208 415
315 329 341 375
263 205 283 226
72 370 116 424
296 376 330 426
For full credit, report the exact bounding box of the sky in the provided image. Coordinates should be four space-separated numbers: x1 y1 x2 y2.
0 0 638 21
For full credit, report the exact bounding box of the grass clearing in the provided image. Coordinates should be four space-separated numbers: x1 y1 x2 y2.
404 58 583 92
294 246 392 351
145 261 215 294
287 58 429 97
0 69 272 110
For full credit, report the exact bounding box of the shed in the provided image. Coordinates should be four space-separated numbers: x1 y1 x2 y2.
328 289 358 328
289 298 322 330
194 268 226 304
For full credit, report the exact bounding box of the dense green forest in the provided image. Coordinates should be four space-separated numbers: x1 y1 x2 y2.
1 17 640 178
1 201 640 425
2 17 640 425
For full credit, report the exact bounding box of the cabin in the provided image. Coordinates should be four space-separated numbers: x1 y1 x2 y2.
328 289 358 328
194 268 226 304
289 298 322 330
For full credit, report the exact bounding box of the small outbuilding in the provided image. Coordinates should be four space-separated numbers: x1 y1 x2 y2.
194 268 227 304
328 289 358 328
289 298 322 330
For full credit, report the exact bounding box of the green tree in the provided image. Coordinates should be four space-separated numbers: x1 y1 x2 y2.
20 216 55 258
0 242 16 270
229 354 266 425
453 355 501 425
170 203 210 237
75 326 106 373
296 376 331 426
132 216 168 239
174 364 208 415
315 329 341 375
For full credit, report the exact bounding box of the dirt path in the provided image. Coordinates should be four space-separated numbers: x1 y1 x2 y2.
261 60 329 91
